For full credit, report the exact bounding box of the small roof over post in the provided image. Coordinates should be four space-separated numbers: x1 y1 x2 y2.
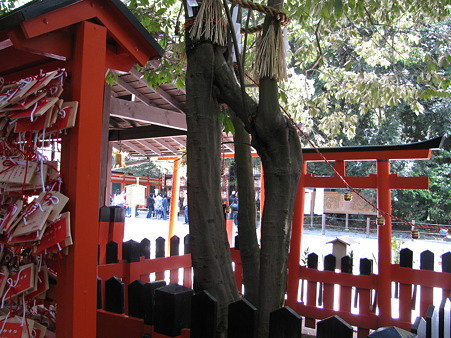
0 0 164 76
326 236 358 270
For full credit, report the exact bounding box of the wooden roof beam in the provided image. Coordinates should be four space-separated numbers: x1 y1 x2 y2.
154 138 179 154
122 140 147 156
129 67 185 113
109 97 187 130
136 139 162 155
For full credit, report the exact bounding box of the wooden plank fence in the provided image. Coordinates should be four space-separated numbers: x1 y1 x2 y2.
97 235 450 337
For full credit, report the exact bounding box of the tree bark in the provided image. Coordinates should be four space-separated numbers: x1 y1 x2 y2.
254 78 303 337
213 43 302 337
186 42 240 336
231 113 260 306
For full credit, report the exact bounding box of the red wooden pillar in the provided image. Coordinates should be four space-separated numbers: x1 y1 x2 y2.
169 158 181 242
286 163 307 309
57 21 106 337
376 159 392 327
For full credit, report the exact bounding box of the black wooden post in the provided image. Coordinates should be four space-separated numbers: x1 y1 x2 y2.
97 277 102 309
143 280 166 326
154 283 193 337
341 255 352 274
442 252 451 273
184 234 191 254
105 276 124 314
317 315 353 338
128 280 145 318
140 238 151 259
156 237 166 258
122 239 140 263
268 306 302 338
420 250 435 317
106 241 118 264
170 236 180 256
190 291 217 338
228 299 257 338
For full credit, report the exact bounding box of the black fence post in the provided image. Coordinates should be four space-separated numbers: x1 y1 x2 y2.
128 280 145 318
97 277 102 309
140 238 151 259
184 234 191 254
170 236 180 256
228 299 257 338
105 276 124 314
268 306 302 338
154 283 193 337
156 237 166 258
317 315 353 338
190 290 217 338
106 241 118 264
122 239 140 263
143 281 167 326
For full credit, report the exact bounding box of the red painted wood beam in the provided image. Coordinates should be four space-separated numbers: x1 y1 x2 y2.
8 26 72 60
57 21 106 338
96 310 145 338
303 149 433 161
303 174 429 189
376 160 392 327
20 0 160 67
20 1 96 39
298 266 378 289
95 1 158 66
391 265 451 289
295 303 379 329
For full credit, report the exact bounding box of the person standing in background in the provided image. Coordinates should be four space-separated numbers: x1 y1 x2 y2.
154 193 163 219
146 193 155 219
162 194 168 220
183 193 189 224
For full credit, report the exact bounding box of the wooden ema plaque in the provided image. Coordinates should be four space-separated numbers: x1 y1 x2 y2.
0 160 37 185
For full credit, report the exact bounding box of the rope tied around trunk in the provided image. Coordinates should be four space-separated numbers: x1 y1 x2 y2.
186 0 290 81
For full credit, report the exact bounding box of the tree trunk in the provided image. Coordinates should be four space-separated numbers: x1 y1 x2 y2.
212 43 302 337
186 6 302 336
231 113 260 306
254 78 303 337
186 41 240 336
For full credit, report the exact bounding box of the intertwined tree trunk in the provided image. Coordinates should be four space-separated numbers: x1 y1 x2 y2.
185 2 302 336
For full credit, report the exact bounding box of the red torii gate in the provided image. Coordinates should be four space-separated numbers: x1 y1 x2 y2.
287 136 444 329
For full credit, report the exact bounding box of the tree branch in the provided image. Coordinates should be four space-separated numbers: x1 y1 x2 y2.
213 47 258 133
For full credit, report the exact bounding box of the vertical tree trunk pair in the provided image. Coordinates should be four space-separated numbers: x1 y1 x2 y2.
185 11 302 338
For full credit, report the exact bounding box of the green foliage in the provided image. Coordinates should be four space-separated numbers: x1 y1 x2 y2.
119 0 451 223
0 0 20 14
124 0 186 89
391 237 403 264
122 160 163 178
105 70 119 86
